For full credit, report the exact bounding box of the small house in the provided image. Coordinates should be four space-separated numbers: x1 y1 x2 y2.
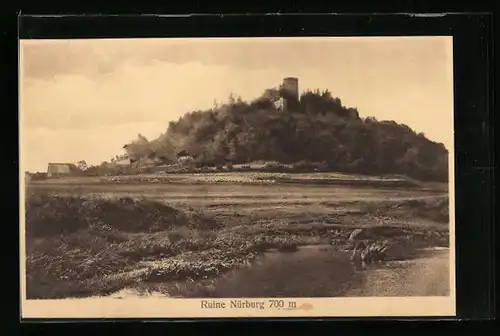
176 150 190 158
47 163 81 178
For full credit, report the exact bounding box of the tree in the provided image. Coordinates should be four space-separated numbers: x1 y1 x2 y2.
76 160 88 171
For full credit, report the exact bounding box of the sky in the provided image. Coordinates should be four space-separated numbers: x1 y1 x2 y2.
20 36 454 173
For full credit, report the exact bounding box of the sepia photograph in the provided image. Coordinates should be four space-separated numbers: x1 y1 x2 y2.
20 36 455 318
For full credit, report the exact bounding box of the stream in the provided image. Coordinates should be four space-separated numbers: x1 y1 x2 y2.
93 245 450 299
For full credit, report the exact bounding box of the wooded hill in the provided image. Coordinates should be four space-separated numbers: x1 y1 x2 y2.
123 89 449 182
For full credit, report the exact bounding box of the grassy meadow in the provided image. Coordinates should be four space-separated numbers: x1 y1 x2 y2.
24 173 450 299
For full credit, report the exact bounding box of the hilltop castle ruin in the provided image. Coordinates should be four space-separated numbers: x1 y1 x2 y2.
280 77 299 112
265 77 300 112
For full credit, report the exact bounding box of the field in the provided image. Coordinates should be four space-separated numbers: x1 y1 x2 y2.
28 171 446 189
24 173 450 299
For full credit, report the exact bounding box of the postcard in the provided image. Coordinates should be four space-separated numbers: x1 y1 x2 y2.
20 36 455 318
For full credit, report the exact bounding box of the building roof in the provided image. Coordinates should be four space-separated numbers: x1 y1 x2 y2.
47 163 80 174
176 150 190 157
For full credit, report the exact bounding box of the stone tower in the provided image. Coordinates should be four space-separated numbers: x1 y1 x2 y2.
281 77 299 112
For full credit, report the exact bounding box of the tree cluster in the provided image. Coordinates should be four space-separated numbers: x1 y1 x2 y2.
121 88 449 182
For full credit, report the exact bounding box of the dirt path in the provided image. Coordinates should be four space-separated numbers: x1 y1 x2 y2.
344 248 450 297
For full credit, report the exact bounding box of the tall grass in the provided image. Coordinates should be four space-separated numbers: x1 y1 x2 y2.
25 192 221 238
25 191 449 299
25 192 306 298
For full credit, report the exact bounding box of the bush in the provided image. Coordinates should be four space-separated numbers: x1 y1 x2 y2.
292 161 328 172
262 161 289 172
30 172 48 181
25 193 222 238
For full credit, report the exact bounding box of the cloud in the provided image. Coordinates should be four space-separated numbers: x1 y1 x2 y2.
21 60 234 129
21 37 450 79
21 58 311 130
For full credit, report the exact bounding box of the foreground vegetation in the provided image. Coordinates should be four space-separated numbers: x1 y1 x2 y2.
25 190 449 299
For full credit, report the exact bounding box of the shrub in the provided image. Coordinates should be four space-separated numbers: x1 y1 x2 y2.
292 161 328 171
25 192 223 238
30 172 48 181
